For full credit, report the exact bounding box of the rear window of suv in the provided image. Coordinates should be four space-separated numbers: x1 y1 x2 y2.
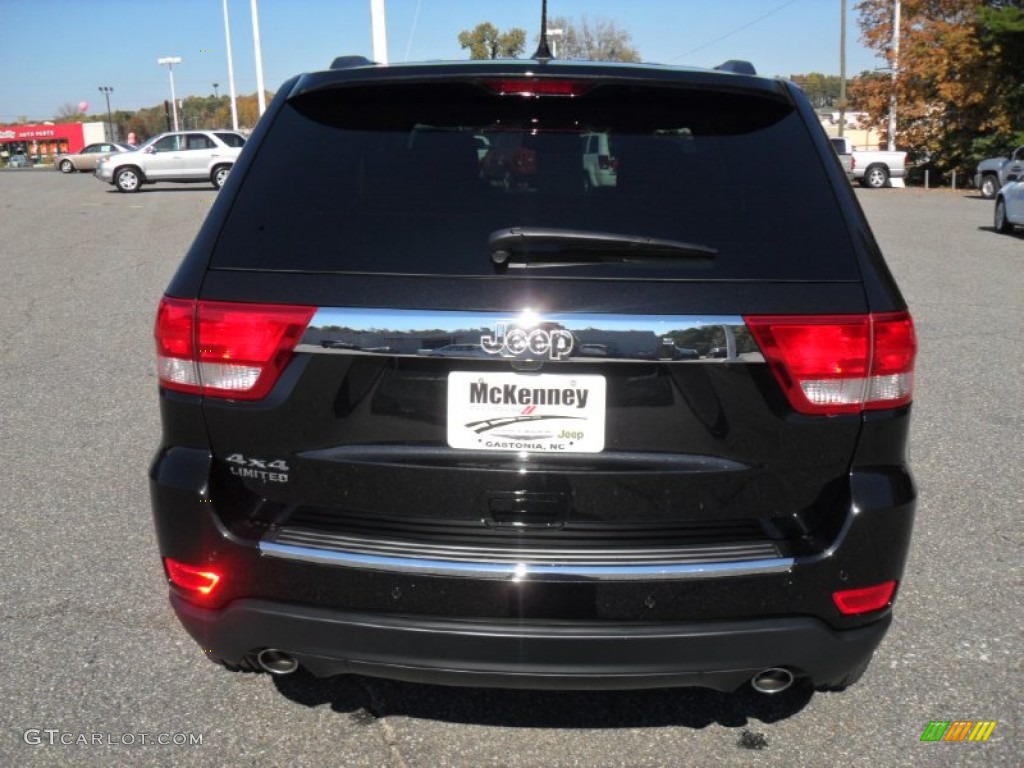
214 132 246 148
212 80 858 280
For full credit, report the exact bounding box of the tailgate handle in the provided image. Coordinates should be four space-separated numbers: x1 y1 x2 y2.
487 491 568 529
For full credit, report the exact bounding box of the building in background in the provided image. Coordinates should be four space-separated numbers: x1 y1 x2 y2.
0 122 107 164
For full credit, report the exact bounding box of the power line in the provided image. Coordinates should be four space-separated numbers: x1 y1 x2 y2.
404 0 422 62
668 0 802 62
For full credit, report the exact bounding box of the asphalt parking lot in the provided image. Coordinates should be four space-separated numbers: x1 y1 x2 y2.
0 170 1020 767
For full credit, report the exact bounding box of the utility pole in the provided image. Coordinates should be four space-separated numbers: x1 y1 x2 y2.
887 0 900 151
838 0 846 138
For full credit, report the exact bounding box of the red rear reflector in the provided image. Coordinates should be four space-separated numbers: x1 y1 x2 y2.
745 312 916 415
483 78 591 97
833 580 897 615
155 297 315 400
164 558 222 596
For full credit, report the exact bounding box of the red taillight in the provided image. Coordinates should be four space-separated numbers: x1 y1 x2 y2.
865 312 916 410
745 312 916 415
155 297 315 400
482 78 591 97
832 580 898 615
164 557 222 597
155 296 198 391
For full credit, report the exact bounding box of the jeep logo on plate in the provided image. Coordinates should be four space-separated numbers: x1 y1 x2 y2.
480 323 574 360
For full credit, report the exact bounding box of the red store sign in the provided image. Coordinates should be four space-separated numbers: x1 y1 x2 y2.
0 123 87 153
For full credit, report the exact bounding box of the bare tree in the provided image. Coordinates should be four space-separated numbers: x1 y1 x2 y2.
547 16 641 62
56 103 87 121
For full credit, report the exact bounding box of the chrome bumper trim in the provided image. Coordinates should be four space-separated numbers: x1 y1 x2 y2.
259 541 793 581
296 307 760 363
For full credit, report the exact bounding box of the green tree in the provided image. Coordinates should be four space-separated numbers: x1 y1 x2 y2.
125 105 168 141
790 72 847 108
546 16 641 62
974 1 1024 153
457 22 527 59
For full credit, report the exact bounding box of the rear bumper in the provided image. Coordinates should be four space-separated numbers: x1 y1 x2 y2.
172 593 890 691
152 439 914 690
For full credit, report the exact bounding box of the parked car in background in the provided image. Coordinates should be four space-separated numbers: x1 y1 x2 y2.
829 137 853 176
974 147 1024 199
54 142 133 173
830 136 907 188
994 177 1024 234
7 152 33 168
582 131 618 189
94 130 245 192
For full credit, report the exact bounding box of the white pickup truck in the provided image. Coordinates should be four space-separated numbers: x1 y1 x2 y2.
830 137 908 189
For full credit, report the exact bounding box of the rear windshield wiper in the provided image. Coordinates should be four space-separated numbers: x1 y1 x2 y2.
489 227 717 270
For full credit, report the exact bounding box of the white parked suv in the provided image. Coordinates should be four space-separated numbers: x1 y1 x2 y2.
94 130 245 192
582 131 618 189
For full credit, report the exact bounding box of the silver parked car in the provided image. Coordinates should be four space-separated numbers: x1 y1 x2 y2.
994 177 1024 234
55 142 134 173
94 130 245 192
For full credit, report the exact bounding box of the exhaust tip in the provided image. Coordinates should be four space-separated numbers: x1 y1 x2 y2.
256 648 299 675
750 667 794 695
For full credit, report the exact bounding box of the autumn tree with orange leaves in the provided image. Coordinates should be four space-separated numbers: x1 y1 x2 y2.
851 0 1024 173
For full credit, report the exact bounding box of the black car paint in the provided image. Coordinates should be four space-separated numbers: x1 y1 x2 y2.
151 58 915 692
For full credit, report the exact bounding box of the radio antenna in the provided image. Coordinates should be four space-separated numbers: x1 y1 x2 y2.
531 0 554 60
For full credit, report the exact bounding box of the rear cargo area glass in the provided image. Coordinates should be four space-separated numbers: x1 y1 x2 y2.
212 81 858 281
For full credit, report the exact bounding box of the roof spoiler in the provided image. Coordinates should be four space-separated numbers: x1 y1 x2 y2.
330 55 376 70
714 60 757 76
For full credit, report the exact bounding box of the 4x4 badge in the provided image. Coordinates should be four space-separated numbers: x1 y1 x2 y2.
480 323 574 360
224 453 290 483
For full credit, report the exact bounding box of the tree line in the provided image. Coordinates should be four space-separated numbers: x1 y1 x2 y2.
18 4 1019 174
458 16 640 62
47 92 271 143
461 4 1024 172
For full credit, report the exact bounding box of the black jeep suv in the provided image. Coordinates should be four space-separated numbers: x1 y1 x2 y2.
150 55 917 694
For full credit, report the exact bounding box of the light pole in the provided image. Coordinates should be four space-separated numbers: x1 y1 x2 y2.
251 0 267 117
98 86 114 141
838 0 846 138
546 28 563 58
222 0 239 130
887 0 901 151
370 0 389 65
157 56 182 131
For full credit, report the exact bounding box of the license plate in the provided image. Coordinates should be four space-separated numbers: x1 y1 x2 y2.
447 371 606 453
